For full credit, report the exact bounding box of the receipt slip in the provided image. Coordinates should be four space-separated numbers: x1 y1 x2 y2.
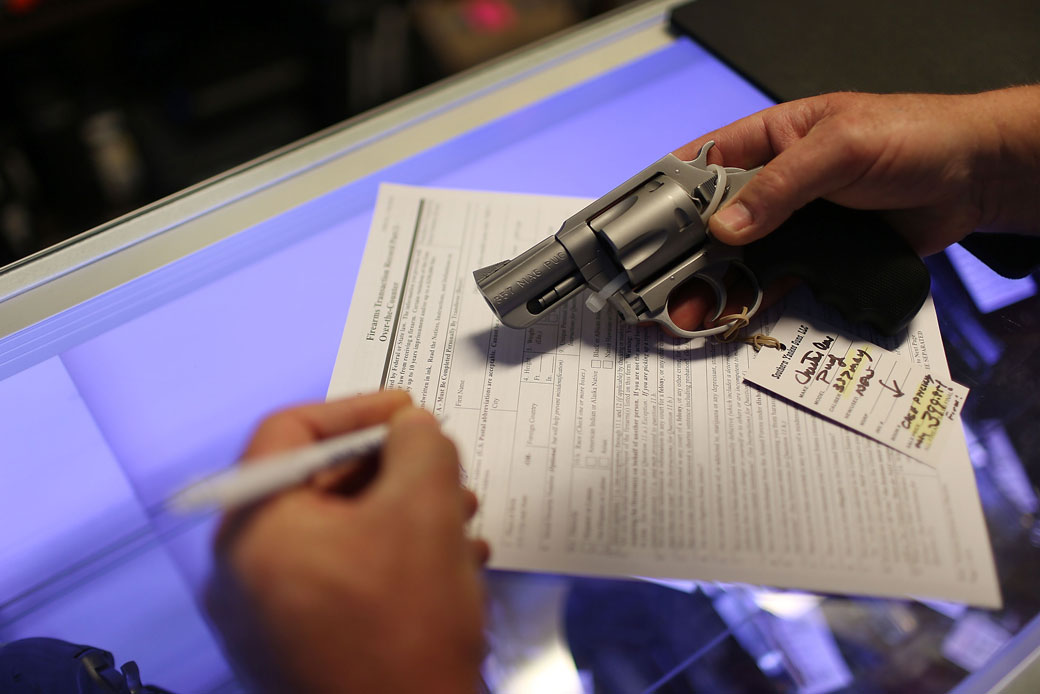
745 314 970 466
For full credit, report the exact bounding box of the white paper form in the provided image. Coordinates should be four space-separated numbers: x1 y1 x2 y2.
328 184 1000 608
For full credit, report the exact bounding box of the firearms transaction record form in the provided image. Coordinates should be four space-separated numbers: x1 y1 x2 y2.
328 183 1000 608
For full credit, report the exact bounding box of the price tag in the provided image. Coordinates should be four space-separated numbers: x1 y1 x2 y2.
745 313 969 466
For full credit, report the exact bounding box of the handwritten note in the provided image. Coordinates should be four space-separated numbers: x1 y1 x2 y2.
745 313 970 466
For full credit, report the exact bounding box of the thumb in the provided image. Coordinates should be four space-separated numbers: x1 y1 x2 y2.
709 128 864 245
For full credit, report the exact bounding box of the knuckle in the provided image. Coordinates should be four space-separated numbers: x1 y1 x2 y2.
822 90 857 110
836 117 875 160
252 410 297 439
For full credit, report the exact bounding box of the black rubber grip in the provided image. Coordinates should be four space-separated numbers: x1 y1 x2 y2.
743 200 931 336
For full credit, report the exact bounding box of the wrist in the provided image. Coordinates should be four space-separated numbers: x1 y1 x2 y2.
964 86 1040 234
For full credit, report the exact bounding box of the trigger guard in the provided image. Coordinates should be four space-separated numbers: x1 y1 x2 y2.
691 265 728 322
649 307 739 339
653 262 764 340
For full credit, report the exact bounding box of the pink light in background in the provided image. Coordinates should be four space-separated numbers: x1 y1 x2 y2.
464 0 517 32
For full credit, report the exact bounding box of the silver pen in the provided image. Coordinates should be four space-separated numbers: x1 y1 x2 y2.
167 423 389 513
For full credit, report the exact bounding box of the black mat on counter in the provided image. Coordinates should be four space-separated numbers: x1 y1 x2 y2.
670 0 1040 101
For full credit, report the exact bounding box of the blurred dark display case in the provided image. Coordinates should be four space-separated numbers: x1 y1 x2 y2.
0 0 631 265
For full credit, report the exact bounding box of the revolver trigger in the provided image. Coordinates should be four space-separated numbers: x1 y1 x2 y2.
691 266 729 322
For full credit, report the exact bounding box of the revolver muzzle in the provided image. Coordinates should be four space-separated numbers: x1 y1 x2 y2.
473 235 584 329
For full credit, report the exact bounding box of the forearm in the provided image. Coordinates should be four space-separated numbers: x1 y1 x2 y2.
967 85 1040 235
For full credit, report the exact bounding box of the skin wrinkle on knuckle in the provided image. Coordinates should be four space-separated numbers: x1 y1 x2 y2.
769 122 803 154
735 116 768 159
761 117 789 161
822 91 858 114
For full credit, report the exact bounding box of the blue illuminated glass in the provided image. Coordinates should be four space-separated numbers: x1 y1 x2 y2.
0 37 771 690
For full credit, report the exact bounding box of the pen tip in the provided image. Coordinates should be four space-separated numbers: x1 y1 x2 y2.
165 487 210 515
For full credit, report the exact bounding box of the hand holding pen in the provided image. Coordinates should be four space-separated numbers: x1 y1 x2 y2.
206 390 489 694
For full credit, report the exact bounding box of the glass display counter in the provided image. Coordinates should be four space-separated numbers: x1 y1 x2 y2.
1 1 1038 691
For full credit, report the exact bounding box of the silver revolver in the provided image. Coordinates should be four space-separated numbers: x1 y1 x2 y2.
473 142 930 338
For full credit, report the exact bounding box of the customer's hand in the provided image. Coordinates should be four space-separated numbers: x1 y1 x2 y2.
669 87 1040 330
207 391 488 694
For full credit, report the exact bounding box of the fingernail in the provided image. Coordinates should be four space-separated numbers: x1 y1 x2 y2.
713 201 752 234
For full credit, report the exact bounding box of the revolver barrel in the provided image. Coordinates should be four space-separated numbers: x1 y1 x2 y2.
473 235 584 329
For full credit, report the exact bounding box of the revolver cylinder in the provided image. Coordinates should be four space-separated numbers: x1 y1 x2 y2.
588 175 707 287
